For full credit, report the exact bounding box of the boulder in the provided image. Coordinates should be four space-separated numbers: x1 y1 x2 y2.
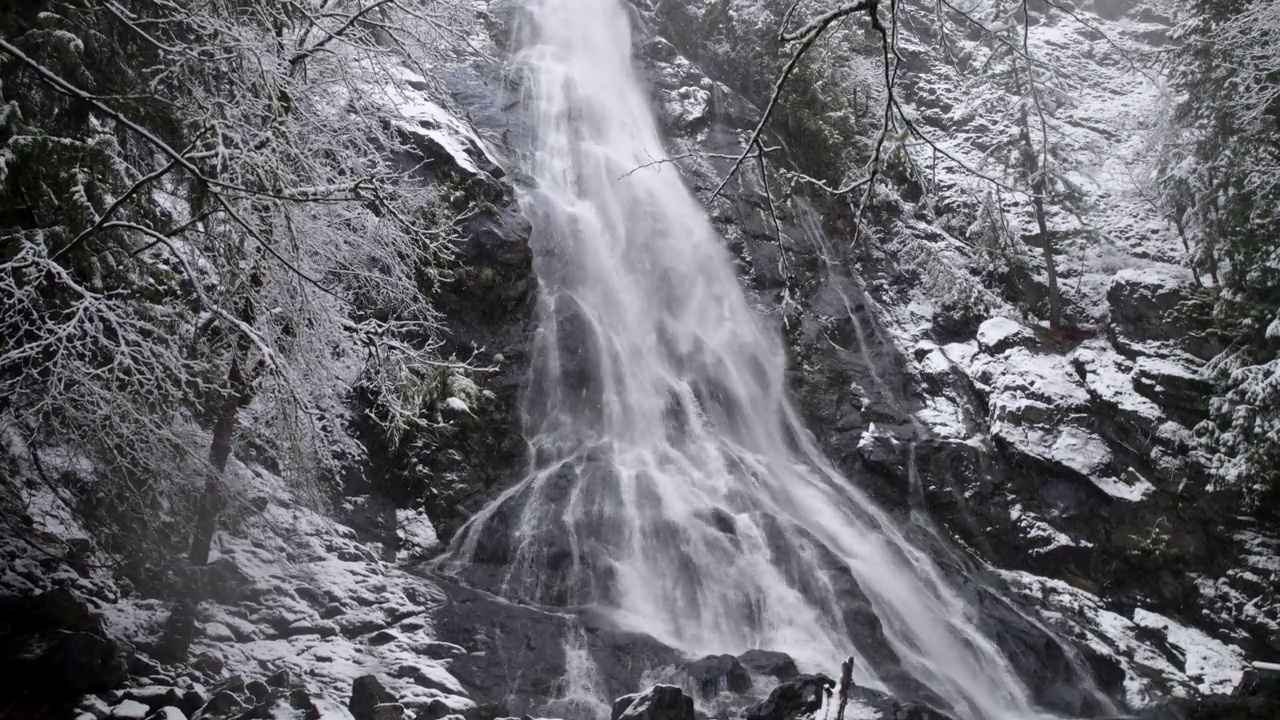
840 685 956 720
1107 266 1219 360
245 680 271 703
372 703 407 720
192 653 224 677
1133 356 1213 419
0 589 131 707
109 701 151 720
8 629 130 699
976 317 1036 355
123 686 183 712
736 650 799 681
78 695 113 719
24 588 104 633
685 654 752 697
200 690 246 716
154 602 197 663
610 685 695 720
462 702 511 720
288 687 321 720
744 675 833 720
201 559 258 605
265 668 294 690
181 687 208 716
420 699 454 720
350 675 397 720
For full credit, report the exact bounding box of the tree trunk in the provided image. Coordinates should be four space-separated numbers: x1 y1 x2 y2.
188 270 262 566
835 657 854 720
1017 99 1061 330
188 355 248 565
1032 190 1061 330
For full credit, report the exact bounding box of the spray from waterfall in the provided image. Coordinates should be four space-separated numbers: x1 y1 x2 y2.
439 1 1068 718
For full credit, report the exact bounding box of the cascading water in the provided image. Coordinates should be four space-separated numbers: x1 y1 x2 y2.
440 1 1063 718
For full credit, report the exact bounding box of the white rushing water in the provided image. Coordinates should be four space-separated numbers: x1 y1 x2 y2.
442 1 1060 718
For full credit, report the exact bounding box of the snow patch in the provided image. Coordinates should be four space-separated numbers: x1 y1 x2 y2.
976 317 1033 353
1009 504 1091 555
1133 609 1246 695
1050 426 1112 477
1070 340 1164 423
1089 473 1156 502
397 509 440 560
383 68 501 179
997 568 1248 707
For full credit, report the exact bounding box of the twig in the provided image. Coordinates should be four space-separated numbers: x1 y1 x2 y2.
711 1 874 200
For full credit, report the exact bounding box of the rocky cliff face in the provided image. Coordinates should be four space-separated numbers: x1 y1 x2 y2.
623 0 1280 710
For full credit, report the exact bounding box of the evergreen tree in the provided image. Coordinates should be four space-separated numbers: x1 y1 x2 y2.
1161 0 1280 509
961 0 1093 330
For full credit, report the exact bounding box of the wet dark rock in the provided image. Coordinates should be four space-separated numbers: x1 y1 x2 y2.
368 198 535 549
433 579 682 713
744 675 834 720
372 703 407 720
855 424 911 470
1176 669 1280 719
421 699 454 720
695 506 737 536
1107 268 1220 361
131 654 163 677
216 676 246 695
192 653 224 677
1133 359 1213 419
841 685 956 720
123 686 184 712
395 664 455 694
350 675 398 720
0 589 131 708
289 687 321 720
201 559 258 606
234 699 286 720
368 629 400 646
201 689 247 716
265 668 294 690
293 585 324 607
181 686 209 715
736 650 799 681
245 680 270 703
463 702 512 720
975 578 1116 716
685 654 752 697
611 685 695 720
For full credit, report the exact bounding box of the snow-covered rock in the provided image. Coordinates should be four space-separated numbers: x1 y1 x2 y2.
976 317 1036 355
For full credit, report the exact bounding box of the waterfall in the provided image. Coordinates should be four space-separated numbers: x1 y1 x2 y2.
440 1 1059 718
